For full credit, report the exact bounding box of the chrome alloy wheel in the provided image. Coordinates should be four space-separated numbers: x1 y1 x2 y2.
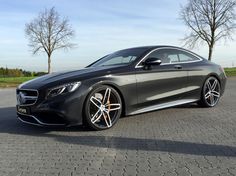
203 77 221 107
86 86 122 130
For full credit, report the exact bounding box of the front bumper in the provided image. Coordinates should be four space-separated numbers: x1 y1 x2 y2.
16 88 87 127
17 111 66 126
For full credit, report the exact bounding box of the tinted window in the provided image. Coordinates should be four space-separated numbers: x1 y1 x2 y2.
178 51 200 62
145 49 200 65
147 49 179 64
168 54 179 63
101 56 136 66
90 48 148 67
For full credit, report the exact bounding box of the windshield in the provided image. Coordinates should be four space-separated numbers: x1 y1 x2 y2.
89 48 148 67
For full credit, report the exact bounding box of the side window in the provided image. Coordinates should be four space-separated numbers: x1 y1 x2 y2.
147 49 179 64
178 51 200 62
168 54 179 63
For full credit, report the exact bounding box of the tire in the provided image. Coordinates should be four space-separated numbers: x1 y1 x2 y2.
198 76 221 107
84 85 122 130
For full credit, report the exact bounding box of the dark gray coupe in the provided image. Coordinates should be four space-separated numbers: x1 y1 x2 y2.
16 46 227 130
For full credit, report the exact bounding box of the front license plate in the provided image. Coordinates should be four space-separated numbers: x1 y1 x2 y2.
17 106 30 115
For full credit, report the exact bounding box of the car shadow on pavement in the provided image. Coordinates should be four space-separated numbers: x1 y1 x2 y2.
52 135 236 157
0 107 235 157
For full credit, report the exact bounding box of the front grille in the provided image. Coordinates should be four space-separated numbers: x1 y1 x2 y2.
16 89 38 105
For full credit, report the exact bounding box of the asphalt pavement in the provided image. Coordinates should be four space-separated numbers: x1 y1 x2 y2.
0 77 236 176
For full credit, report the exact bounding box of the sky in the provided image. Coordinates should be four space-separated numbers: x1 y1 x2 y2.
0 0 236 72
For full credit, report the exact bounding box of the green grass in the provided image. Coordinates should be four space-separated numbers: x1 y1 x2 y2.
224 67 236 77
0 77 35 88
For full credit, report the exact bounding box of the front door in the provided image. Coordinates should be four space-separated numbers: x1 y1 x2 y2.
135 48 188 110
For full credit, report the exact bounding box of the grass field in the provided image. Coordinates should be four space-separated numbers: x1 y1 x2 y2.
0 77 35 88
0 67 235 88
224 67 236 77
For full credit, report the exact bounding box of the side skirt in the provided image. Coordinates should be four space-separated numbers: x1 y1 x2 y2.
129 99 198 115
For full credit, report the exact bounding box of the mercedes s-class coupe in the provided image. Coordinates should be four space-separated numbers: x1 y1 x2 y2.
16 46 227 130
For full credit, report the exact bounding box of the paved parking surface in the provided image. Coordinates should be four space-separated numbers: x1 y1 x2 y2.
0 77 236 176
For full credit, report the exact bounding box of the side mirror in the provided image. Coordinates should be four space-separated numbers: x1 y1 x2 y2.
144 57 162 66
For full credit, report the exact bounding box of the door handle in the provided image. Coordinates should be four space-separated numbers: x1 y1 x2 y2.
174 65 182 69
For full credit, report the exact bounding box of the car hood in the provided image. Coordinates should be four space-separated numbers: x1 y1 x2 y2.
18 65 123 90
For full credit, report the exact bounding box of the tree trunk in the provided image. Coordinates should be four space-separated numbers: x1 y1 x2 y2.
48 55 51 74
208 45 213 61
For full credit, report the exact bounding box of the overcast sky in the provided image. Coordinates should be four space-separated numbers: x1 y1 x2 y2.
0 0 236 72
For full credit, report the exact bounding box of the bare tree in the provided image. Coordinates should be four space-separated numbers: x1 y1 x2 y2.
180 0 236 60
25 7 75 73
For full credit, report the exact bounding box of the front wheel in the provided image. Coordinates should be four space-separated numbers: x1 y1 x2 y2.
84 85 122 130
198 76 221 107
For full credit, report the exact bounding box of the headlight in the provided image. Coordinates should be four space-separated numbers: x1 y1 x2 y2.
47 82 81 98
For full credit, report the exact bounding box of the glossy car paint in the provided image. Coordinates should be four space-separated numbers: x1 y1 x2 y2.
16 46 227 126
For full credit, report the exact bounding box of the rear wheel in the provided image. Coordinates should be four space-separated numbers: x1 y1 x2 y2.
198 76 221 107
84 85 122 130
